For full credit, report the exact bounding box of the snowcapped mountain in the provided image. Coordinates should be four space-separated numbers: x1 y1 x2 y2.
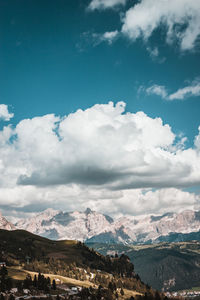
16 208 114 241
16 208 59 237
15 208 200 244
0 211 16 230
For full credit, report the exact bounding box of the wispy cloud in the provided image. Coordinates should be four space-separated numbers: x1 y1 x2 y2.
88 0 127 10
0 104 14 121
146 47 159 59
146 85 168 99
77 30 119 51
144 79 200 101
93 30 119 45
102 30 119 44
146 47 166 63
169 81 200 100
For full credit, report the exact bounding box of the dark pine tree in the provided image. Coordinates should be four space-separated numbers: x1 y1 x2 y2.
52 279 56 290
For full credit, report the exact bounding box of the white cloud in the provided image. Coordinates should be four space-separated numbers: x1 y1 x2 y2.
92 30 119 45
146 84 168 99
114 188 199 216
195 126 200 151
88 0 127 10
169 81 200 100
144 80 200 101
0 104 14 121
121 0 200 51
88 0 200 52
146 47 159 59
146 47 166 63
147 47 159 58
102 30 119 44
0 102 200 217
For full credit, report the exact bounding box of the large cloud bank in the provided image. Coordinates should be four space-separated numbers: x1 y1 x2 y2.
0 102 200 217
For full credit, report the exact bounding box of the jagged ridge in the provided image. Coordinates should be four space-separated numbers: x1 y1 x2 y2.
13 208 200 244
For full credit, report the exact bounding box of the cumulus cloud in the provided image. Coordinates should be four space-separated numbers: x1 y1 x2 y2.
0 104 14 121
0 101 199 190
88 0 127 10
0 102 200 217
146 84 168 99
121 0 200 51
114 188 200 216
195 126 200 151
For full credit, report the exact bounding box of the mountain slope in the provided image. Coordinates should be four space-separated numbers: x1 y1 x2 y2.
0 229 150 296
0 228 133 274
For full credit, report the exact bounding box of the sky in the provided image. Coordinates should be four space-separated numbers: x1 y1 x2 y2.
0 0 200 221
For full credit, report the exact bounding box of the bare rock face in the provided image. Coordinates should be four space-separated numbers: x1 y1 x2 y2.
0 211 15 230
15 208 200 244
16 208 60 238
16 208 114 241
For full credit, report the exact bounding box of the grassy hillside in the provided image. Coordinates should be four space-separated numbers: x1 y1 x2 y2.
0 229 152 297
0 229 86 265
0 229 135 273
6 267 142 299
87 241 200 292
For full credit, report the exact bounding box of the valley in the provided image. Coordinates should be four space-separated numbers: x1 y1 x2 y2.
87 241 200 292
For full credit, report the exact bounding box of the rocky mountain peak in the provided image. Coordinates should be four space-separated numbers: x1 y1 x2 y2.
0 211 16 230
85 207 93 215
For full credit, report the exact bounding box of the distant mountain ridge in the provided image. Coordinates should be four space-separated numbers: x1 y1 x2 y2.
12 208 200 244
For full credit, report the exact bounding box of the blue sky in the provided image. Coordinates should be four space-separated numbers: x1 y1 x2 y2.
0 0 200 219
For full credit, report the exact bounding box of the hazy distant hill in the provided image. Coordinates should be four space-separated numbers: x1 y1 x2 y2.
15 208 200 244
87 241 200 292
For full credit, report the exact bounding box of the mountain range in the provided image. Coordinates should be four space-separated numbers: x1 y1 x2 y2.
2 208 200 244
